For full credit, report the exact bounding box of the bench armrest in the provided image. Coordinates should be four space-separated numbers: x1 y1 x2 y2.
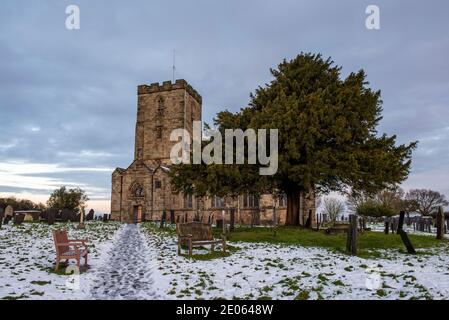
57 242 86 250
69 239 88 246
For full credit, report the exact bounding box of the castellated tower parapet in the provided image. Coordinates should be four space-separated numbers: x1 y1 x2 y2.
137 79 202 104
134 79 202 165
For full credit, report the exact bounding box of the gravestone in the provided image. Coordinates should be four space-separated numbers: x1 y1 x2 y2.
160 211 167 228
103 214 109 222
170 210 175 224
384 217 390 234
3 215 12 225
61 209 72 222
216 219 224 229
86 209 94 221
47 209 57 225
397 211 416 254
13 214 25 225
5 205 13 217
31 212 40 222
0 207 4 228
436 207 445 240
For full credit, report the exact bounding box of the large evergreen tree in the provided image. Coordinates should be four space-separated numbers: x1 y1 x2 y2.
169 53 417 226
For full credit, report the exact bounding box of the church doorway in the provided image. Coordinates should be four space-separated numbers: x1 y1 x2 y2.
133 205 143 224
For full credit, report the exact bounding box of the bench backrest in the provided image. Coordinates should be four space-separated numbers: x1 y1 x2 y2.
177 222 213 241
53 230 69 254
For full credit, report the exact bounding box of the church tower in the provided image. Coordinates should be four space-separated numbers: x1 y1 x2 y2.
134 79 202 166
111 80 202 223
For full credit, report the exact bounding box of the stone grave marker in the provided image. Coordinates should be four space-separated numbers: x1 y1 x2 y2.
13 213 25 225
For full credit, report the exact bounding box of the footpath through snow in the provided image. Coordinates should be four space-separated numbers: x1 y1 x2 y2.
89 224 159 299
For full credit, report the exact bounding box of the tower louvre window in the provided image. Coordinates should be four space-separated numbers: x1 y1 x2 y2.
155 180 162 189
157 96 165 117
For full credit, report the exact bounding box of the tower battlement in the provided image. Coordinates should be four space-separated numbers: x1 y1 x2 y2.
137 79 202 104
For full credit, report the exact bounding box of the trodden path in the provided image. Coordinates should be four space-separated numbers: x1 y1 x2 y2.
89 224 159 299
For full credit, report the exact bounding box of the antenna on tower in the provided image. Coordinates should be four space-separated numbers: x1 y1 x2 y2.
172 49 176 83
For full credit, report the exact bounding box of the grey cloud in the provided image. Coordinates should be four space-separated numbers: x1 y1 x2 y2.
1 0 449 210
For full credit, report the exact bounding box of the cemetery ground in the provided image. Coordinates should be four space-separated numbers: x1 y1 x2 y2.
1 221 449 300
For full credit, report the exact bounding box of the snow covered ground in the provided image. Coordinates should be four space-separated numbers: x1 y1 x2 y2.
146 225 449 300
0 221 121 300
1 221 449 300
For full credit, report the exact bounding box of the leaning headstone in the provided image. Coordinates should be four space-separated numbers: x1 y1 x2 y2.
13 214 25 225
397 211 416 254
47 209 57 225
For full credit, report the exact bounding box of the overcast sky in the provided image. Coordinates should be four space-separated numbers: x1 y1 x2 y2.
1 0 448 212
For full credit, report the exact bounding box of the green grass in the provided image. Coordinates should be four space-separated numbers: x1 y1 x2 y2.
223 226 447 257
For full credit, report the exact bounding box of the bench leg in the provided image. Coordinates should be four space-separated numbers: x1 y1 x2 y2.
178 241 181 255
188 239 193 257
85 254 88 268
222 239 226 254
55 259 60 271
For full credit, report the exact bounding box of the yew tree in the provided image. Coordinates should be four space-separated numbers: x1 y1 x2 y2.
248 53 416 225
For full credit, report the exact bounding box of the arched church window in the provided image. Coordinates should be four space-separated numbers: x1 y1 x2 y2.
184 194 193 209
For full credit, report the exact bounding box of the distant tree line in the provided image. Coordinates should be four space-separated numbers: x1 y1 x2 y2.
1 186 89 214
0 197 46 211
346 188 448 218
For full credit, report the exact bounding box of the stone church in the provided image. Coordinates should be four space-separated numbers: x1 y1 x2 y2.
111 79 315 225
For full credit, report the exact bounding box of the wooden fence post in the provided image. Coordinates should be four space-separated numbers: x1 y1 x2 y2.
346 214 358 255
436 206 444 240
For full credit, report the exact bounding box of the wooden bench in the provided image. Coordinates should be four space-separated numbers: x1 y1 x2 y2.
52 230 89 271
325 221 350 234
177 222 226 256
